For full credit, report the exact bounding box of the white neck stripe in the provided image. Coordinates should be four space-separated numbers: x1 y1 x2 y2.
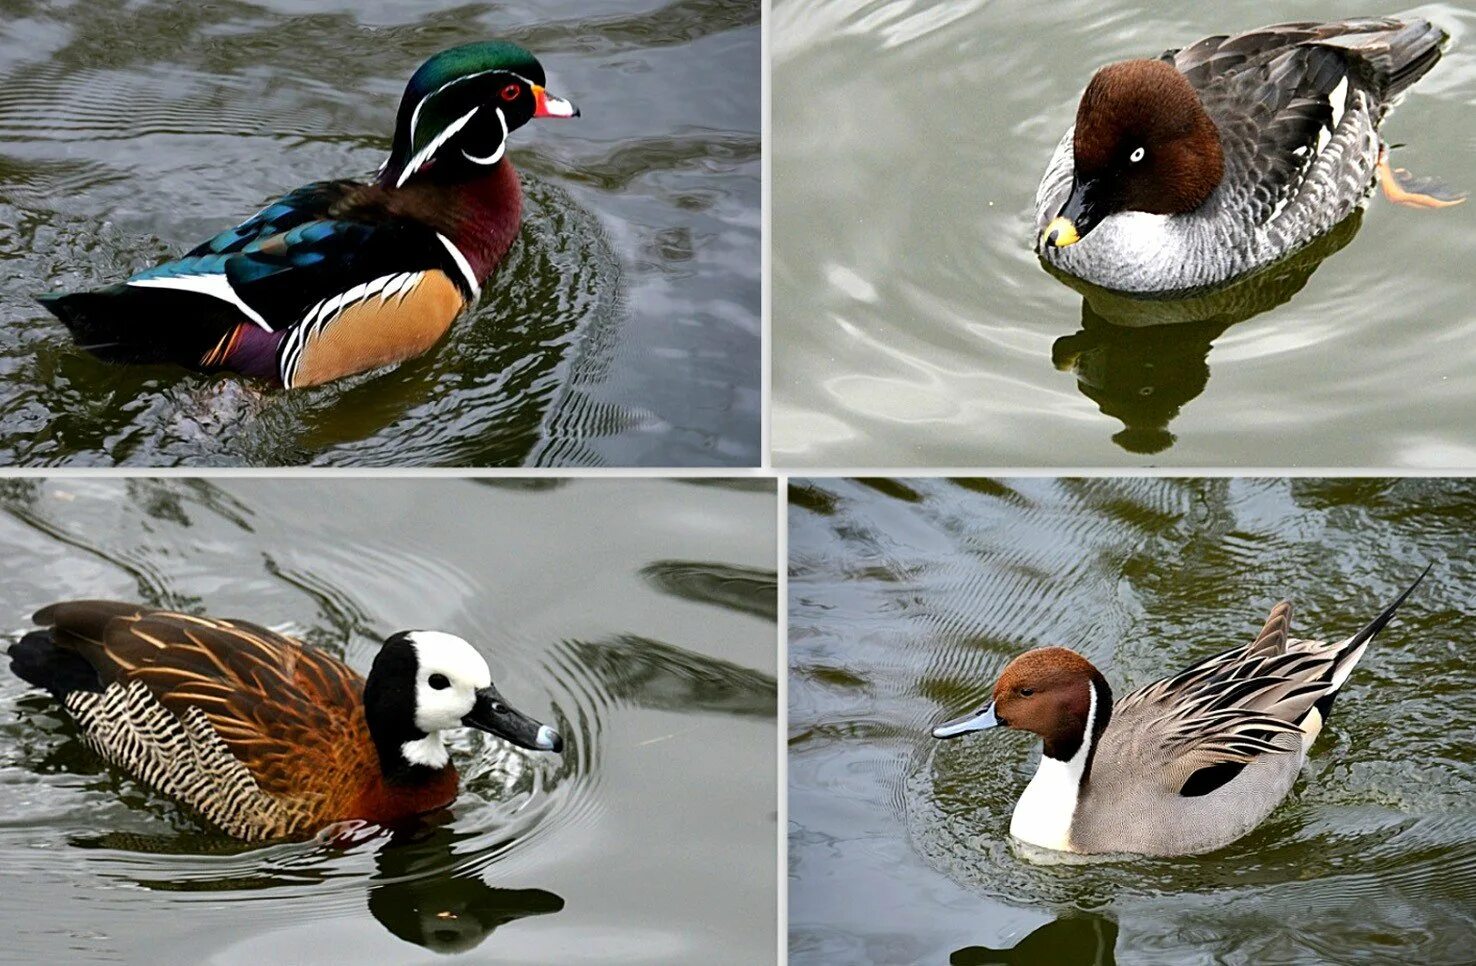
1009 677 1099 851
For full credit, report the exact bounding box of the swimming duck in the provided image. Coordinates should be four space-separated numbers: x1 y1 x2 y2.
7 602 562 841
37 41 578 388
931 567 1427 856
1035 18 1459 295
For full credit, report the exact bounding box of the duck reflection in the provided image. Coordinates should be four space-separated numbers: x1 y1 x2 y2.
1046 213 1362 454
951 911 1117 965
368 824 565 954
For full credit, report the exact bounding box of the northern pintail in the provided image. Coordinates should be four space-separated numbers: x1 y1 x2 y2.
932 567 1428 856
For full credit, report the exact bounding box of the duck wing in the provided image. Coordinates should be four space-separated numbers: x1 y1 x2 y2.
41 182 476 386
1169 19 1445 229
30 601 373 839
1115 567 1427 796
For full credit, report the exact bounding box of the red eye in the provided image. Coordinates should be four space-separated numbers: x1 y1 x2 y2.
500 84 520 102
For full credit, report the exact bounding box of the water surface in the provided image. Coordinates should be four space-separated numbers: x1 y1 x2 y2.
0 0 760 466
1 477 777 963
773 0 1476 466
789 476 1476 963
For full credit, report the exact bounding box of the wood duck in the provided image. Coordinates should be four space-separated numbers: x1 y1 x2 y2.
8 601 564 841
37 41 578 389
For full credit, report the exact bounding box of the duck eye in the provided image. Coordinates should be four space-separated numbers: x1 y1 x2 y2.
428 673 450 690
1020 687 1035 697
500 83 520 102
1129 146 1145 163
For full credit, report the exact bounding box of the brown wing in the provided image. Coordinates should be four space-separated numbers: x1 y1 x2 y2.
34 602 374 811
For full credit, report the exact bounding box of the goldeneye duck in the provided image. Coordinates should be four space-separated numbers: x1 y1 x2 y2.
1035 18 1460 296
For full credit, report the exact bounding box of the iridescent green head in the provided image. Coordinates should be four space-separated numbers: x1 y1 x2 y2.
382 41 578 189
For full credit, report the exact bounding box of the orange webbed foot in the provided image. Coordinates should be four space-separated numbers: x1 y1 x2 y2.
1378 154 1467 209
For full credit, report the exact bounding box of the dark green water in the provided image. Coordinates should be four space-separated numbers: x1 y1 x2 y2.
0 477 777 963
789 477 1476 964
772 0 1476 467
0 0 760 467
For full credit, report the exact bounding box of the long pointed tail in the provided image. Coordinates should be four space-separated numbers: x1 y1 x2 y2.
1347 562 1432 652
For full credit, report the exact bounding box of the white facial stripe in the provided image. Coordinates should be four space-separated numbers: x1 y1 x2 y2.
128 274 271 331
461 107 509 166
397 105 480 188
400 69 538 178
437 234 482 301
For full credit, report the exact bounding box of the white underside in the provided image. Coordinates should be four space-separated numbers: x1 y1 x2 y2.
1009 683 1097 852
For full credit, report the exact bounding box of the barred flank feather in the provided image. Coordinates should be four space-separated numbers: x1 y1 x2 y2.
66 681 300 841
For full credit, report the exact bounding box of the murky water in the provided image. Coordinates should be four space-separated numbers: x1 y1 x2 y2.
0 0 760 467
0 477 777 963
789 477 1476 964
772 0 1476 467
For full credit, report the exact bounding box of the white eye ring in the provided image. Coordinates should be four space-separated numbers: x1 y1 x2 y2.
1129 146 1145 163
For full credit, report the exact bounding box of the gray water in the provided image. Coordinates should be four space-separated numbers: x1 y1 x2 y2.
772 0 1476 467
0 477 778 963
789 477 1476 964
0 0 760 467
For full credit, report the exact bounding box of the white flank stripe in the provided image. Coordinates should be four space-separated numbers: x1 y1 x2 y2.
1328 75 1350 131
128 274 271 331
437 234 481 301
397 106 480 188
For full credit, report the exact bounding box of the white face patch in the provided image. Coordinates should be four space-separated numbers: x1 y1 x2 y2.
406 630 493 734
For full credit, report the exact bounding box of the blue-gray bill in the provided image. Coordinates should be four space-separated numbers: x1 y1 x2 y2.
462 687 564 753
932 702 1000 739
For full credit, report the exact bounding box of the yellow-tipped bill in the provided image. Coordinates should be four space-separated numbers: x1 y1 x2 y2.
1043 216 1081 249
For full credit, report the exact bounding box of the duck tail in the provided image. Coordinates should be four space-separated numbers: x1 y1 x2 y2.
36 286 267 374
1324 18 1447 102
1348 561 1432 651
1326 562 1432 692
8 629 102 701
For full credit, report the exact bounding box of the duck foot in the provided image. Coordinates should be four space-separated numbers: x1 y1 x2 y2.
1377 154 1466 209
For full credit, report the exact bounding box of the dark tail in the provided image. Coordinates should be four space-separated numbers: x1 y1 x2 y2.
1325 18 1448 101
36 285 249 370
1346 561 1432 651
8 629 102 700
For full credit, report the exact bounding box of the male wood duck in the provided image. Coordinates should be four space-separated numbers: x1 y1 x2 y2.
37 41 578 389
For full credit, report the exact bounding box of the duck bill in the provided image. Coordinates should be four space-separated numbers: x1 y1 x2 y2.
532 85 579 119
462 687 564 753
1043 176 1104 249
932 702 1000 739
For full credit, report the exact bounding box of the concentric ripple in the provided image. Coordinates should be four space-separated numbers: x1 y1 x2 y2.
790 476 1476 965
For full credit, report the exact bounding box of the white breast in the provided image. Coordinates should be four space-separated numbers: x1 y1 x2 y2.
1008 682 1098 852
